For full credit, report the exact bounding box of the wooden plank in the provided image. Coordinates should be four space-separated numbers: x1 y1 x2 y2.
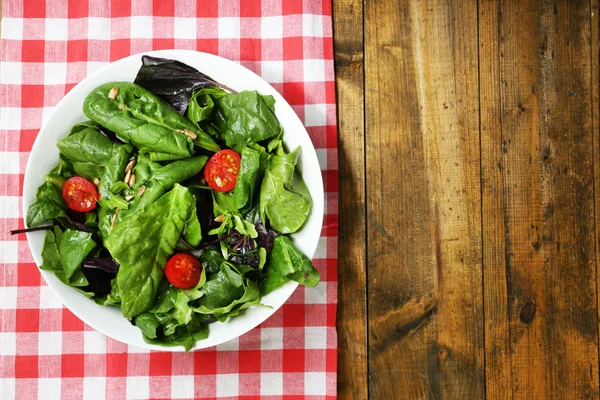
364 1 484 397
332 0 368 398
479 0 600 398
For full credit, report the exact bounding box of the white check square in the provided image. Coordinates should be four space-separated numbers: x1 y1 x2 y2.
130 16 153 38
88 17 110 40
0 62 22 84
0 379 15 399
0 108 21 130
2 18 24 40
0 242 18 264
261 61 284 83
260 372 283 396
304 104 327 127
126 376 149 400
261 16 283 39
84 330 107 354
304 372 327 396
0 196 19 218
303 59 326 82
174 17 197 39
44 63 67 85
305 327 328 349
38 332 62 355
218 18 240 39
45 19 69 41
83 377 106 400
0 333 16 356
0 152 20 174
260 327 283 350
38 378 61 400
39 286 63 309
216 374 238 397
303 14 324 37
171 375 194 399
305 282 327 304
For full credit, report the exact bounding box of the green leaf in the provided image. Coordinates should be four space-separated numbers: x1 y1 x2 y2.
121 156 207 220
98 194 129 210
186 88 224 126
233 144 270 210
214 91 282 152
110 181 130 195
259 146 311 234
57 126 131 198
40 227 89 288
26 182 67 227
194 275 261 322
135 313 161 339
83 82 219 160
261 235 320 295
106 184 198 319
59 229 96 280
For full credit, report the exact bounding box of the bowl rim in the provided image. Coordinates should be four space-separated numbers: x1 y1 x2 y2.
23 49 324 351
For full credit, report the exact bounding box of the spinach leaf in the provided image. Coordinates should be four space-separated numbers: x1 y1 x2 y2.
259 145 311 234
261 236 320 295
26 182 67 227
59 229 96 280
57 126 131 198
83 82 219 160
118 156 207 236
186 88 226 127
140 313 210 351
200 246 225 274
194 265 261 322
40 226 90 288
214 91 282 152
134 55 235 114
135 273 209 351
233 144 270 210
106 184 198 319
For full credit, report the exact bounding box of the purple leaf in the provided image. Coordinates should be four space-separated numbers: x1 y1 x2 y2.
255 222 278 252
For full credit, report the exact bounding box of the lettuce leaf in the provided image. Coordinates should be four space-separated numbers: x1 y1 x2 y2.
106 184 198 319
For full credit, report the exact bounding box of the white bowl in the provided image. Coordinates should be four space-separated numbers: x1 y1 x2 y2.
23 50 324 351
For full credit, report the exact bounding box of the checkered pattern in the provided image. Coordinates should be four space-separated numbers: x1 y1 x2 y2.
0 1 338 398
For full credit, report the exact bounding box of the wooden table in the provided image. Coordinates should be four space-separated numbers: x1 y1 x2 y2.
334 0 600 398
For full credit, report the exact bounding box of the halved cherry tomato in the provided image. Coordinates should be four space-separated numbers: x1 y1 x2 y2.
61 176 99 212
204 149 241 192
164 253 202 289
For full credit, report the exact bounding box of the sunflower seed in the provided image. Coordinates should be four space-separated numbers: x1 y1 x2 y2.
128 174 136 187
183 129 198 140
125 159 136 173
108 87 119 100
93 178 100 186
214 215 225 223
137 185 146 197
110 208 120 229
124 195 134 201
124 170 131 185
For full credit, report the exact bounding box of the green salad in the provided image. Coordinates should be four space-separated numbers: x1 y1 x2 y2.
22 56 319 350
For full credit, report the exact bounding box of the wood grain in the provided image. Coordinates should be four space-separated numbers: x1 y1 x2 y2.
479 0 600 398
333 0 368 398
364 0 484 398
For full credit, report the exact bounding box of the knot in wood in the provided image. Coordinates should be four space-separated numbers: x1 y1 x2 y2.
519 298 536 324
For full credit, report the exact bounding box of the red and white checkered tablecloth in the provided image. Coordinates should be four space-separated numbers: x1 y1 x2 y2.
0 1 338 398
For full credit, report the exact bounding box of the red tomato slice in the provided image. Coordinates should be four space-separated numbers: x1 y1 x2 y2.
61 176 99 212
164 253 202 289
204 149 241 192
